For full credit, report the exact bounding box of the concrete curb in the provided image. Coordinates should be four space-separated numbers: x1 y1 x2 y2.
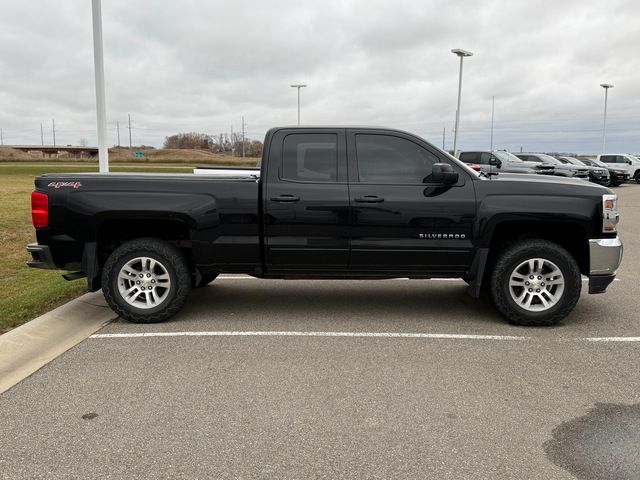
0 292 118 394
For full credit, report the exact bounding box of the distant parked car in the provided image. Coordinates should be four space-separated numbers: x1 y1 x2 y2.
557 156 609 186
597 154 640 184
580 158 629 187
458 150 554 175
515 153 589 179
465 163 482 172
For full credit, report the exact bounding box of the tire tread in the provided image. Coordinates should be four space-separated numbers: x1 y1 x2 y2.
101 238 191 323
489 239 581 326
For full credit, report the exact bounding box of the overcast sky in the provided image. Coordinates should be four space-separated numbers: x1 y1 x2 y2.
1 0 638 154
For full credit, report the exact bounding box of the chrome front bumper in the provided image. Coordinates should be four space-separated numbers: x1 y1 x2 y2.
589 237 623 276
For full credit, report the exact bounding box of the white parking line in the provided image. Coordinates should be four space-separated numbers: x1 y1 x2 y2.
90 331 529 340
90 330 640 342
583 337 640 342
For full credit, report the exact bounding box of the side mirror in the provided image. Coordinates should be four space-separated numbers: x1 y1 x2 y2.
432 163 459 185
489 157 502 168
627 159 633 165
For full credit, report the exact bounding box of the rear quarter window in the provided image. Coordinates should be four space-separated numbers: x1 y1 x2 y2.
459 152 479 163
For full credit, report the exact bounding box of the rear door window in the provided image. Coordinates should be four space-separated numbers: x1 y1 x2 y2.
459 152 479 163
281 134 338 182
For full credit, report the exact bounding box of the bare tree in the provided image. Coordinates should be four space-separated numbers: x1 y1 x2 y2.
163 132 213 150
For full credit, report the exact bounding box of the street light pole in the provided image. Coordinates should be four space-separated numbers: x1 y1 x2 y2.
490 95 495 151
290 84 307 125
91 0 109 172
451 49 473 155
600 83 613 153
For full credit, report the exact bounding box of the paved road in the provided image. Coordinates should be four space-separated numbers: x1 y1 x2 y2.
1 185 639 479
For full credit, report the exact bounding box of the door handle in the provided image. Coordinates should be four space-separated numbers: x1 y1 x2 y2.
270 194 300 203
354 195 384 203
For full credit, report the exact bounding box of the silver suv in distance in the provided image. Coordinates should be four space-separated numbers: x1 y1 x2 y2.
515 153 589 179
458 150 554 175
557 156 609 186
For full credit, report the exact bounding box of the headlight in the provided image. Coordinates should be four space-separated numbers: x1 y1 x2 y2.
602 194 619 233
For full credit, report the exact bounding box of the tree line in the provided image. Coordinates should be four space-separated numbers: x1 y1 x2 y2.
163 132 263 157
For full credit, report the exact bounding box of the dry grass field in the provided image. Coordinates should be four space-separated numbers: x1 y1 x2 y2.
0 146 259 166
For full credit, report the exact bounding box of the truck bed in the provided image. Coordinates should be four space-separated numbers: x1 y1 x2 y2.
34 172 262 274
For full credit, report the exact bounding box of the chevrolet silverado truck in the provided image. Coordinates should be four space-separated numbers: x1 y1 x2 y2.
27 126 623 326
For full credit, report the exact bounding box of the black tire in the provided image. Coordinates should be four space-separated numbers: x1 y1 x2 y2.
489 239 581 326
102 238 192 323
193 273 219 288
634 171 640 184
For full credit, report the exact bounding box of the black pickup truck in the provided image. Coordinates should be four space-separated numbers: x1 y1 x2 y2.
27 126 623 326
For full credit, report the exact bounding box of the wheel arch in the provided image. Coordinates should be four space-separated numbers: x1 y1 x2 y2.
87 217 195 291
484 219 589 280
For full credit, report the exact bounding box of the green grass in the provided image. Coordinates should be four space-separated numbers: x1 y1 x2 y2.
0 162 198 334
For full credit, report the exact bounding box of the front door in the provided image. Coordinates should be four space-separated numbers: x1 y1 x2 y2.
264 128 350 271
347 129 476 274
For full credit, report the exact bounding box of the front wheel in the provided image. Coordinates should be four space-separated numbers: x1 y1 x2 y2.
634 171 640 184
102 238 192 323
489 239 581 326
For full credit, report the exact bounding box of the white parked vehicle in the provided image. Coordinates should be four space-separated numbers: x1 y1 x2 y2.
597 154 640 184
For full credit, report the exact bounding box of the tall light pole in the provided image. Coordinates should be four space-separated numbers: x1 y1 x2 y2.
490 95 495 151
600 83 613 153
127 113 132 148
290 84 307 125
91 0 109 172
451 49 473 155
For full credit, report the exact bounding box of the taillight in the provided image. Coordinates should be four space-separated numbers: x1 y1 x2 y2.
31 191 48 229
602 193 618 233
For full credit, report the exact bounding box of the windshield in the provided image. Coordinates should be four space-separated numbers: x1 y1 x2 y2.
494 150 523 162
564 157 585 166
591 159 608 168
532 154 562 165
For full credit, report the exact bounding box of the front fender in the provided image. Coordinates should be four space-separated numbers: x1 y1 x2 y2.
474 194 599 247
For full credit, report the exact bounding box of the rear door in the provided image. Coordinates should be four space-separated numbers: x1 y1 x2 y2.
263 128 350 271
347 129 476 274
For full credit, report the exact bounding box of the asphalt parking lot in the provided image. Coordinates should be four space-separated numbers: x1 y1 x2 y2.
1 185 639 480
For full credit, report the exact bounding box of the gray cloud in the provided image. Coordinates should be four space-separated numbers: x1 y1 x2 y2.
0 0 638 153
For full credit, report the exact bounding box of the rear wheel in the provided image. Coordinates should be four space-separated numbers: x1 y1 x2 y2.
489 239 581 326
102 238 192 323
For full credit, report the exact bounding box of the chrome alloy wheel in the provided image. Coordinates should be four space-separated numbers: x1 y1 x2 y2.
508 258 565 312
117 257 171 309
